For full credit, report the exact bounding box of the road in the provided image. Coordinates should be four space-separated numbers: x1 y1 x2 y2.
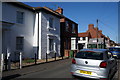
11 59 120 80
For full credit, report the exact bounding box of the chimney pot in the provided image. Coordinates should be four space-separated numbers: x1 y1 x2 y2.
88 24 94 30
55 7 63 14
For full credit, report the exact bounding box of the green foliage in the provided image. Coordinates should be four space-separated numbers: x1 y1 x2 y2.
23 59 35 63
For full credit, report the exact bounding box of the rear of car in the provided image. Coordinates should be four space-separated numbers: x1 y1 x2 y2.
70 49 117 80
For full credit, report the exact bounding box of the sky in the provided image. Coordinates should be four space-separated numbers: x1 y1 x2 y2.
24 2 118 42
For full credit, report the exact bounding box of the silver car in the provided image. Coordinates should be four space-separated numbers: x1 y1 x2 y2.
71 49 117 80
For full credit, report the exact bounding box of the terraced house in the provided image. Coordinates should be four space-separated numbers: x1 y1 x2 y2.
33 7 62 59
55 7 78 57
2 2 35 61
2 2 62 60
2 2 78 60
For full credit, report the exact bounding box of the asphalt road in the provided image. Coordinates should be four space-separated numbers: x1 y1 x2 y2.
12 58 120 80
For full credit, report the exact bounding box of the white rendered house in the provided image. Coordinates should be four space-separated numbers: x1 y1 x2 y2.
33 7 61 59
78 32 90 49
2 2 35 60
2 2 62 60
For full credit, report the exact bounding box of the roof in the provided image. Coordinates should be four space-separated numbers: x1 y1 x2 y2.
34 7 63 18
80 49 108 52
39 7 78 24
9 2 34 11
6 2 77 24
78 32 90 37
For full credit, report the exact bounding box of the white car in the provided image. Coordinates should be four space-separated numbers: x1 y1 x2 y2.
71 49 117 80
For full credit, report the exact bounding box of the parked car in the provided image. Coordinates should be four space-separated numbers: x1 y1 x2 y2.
71 49 117 80
109 47 120 59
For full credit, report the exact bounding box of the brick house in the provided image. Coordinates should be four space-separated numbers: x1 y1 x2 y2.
55 7 78 57
78 24 110 49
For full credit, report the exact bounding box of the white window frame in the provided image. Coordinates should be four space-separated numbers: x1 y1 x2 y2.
83 37 86 40
65 21 69 32
47 34 56 54
16 37 24 51
49 38 54 52
71 37 76 50
72 23 75 33
49 17 53 28
16 11 24 24
47 17 56 30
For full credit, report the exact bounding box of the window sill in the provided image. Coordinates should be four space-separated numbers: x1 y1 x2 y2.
16 22 24 25
47 27 56 30
47 50 56 54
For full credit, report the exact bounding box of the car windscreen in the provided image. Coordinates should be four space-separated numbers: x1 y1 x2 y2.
75 51 103 60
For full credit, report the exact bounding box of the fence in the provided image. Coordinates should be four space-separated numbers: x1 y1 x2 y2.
1 51 75 71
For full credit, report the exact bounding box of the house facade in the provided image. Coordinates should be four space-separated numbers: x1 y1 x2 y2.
2 2 35 60
2 2 61 60
2 2 78 60
33 7 61 59
55 7 78 57
78 32 91 49
78 24 111 49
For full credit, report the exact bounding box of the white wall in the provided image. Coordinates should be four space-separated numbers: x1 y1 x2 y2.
78 37 88 48
2 3 35 60
33 12 42 59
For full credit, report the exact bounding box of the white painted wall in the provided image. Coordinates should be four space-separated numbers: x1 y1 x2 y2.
33 11 60 59
2 3 61 60
78 37 88 48
2 3 35 60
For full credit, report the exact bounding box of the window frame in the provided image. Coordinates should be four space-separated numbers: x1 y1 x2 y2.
49 17 54 28
16 11 24 24
49 38 54 51
83 37 86 40
72 23 76 33
16 37 24 51
65 21 69 32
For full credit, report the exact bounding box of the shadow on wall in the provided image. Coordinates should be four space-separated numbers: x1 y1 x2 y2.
10 37 34 61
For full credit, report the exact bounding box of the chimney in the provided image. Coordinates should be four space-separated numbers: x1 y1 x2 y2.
95 27 99 31
88 24 94 30
99 30 102 33
55 7 63 14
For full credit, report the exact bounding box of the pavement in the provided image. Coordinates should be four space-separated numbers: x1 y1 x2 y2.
2 58 70 80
